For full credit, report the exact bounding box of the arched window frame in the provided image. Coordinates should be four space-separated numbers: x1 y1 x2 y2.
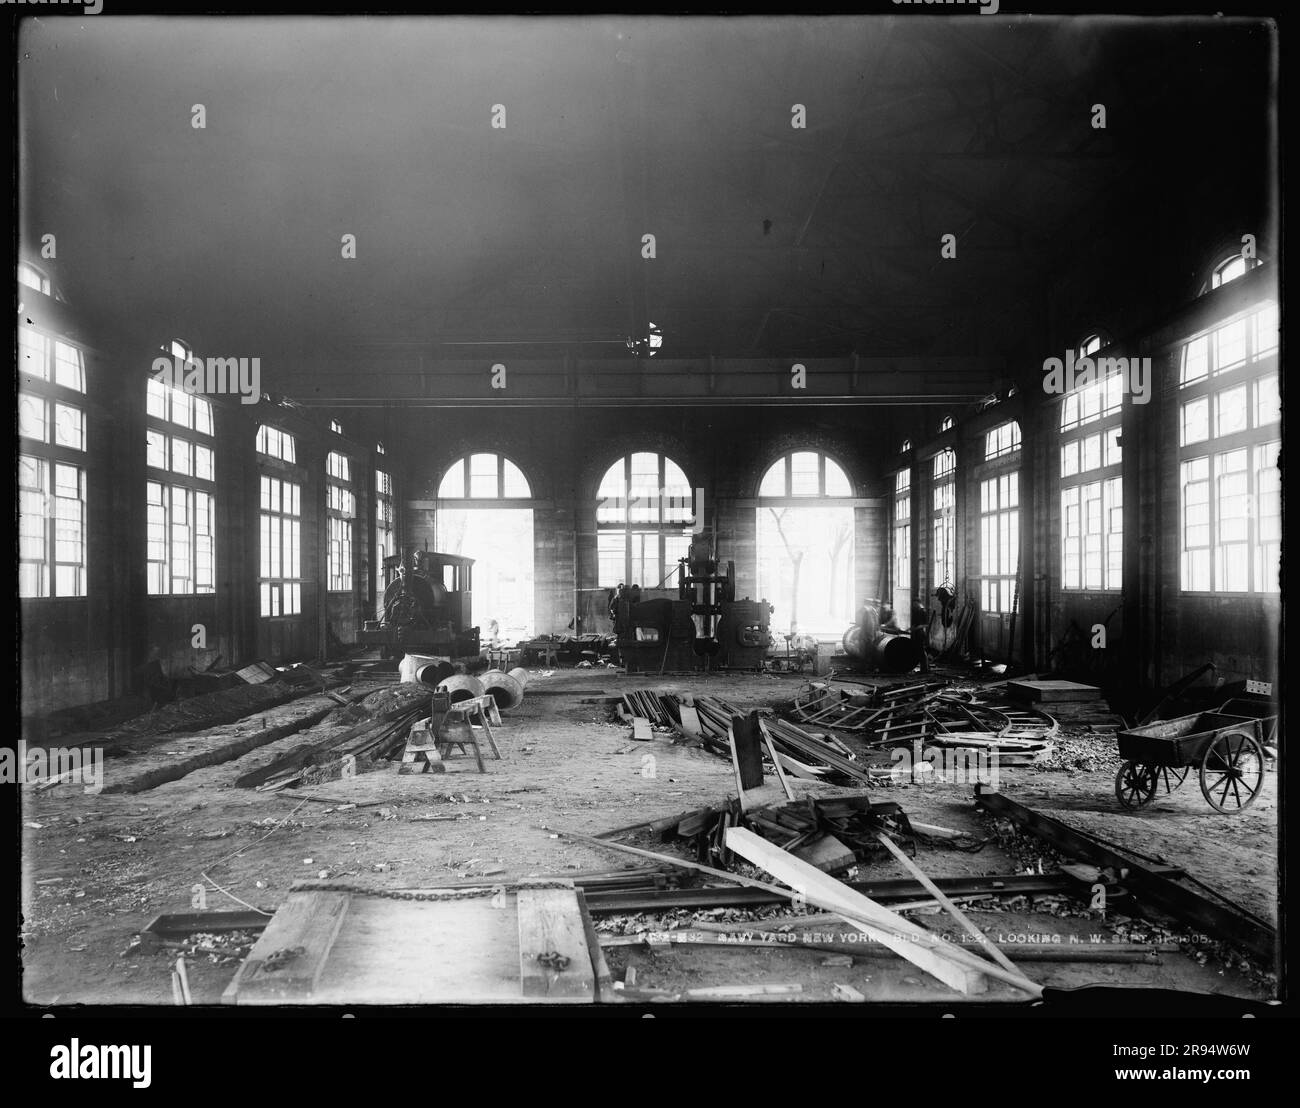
595 453 693 589
930 448 957 591
437 452 532 500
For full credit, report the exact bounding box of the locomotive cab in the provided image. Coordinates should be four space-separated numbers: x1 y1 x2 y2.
358 549 479 659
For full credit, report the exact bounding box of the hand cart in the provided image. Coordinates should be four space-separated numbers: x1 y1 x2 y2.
1113 711 1269 814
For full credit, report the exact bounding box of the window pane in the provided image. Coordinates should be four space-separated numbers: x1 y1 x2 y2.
19 326 49 382
1214 319 1248 373
1255 374 1280 426
790 452 819 495
823 459 851 496
54 342 86 392
1181 336 1208 386
758 461 785 497
503 459 530 497
1180 397 1209 446
1215 385 1248 438
439 459 465 498
18 394 47 442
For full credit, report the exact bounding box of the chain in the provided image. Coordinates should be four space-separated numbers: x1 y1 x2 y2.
289 879 575 902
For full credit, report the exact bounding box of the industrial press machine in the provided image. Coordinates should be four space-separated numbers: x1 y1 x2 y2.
613 543 772 673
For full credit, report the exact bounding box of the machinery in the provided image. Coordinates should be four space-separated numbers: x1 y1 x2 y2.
842 602 923 674
358 548 480 660
613 542 771 673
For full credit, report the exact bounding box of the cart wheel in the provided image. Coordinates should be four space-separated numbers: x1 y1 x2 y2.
1157 765 1189 794
1199 730 1266 813
1115 760 1158 809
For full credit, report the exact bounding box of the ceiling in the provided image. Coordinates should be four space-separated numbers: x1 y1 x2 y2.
19 15 1273 378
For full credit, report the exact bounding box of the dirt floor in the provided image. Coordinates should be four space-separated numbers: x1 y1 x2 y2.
18 666 1279 1006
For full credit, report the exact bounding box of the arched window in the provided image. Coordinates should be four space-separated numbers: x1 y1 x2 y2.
756 451 855 636
1060 349 1123 591
438 452 531 499
147 339 216 598
931 449 956 590
1078 333 1105 358
900 439 912 453
939 414 955 432
1211 253 1257 291
596 453 693 589
17 314 87 598
435 453 536 638
758 451 851 498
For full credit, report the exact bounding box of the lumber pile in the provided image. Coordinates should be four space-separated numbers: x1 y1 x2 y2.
597 790 914 875
615 689 876 782
789 679 1058 761
235 701 427 790
1006 678 1123 728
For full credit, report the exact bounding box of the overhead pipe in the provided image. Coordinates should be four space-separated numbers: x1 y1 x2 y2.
480 667 529 711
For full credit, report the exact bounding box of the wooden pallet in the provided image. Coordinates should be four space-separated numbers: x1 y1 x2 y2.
222 880 602 1005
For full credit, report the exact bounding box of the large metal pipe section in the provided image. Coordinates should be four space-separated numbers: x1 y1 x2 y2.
842 608 922 674
437 673 486 704
480 666 529 711
415 661 455 688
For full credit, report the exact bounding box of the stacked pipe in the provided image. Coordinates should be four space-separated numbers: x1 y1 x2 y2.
480 667 529 711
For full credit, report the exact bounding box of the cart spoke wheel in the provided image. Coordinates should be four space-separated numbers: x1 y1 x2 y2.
1115 760 1158 809
1200 730 1265 813
1158 766 1189 793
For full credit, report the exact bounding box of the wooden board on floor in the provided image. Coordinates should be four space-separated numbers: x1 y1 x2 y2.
517 885 598 999
222 891 350 1003
724 827 988 996
224 882 598 1005
1006 679 1102 703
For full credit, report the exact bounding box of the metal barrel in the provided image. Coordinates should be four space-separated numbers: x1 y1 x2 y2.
480 667 528 711
437 673 486 704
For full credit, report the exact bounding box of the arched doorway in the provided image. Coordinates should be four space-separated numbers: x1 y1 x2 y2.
434 453 535 643
756 451 856 639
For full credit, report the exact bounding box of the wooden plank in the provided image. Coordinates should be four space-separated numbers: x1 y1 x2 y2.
517 885 597 1001
558 824 1033 996
775 752 828 779
677 704 702 738
875 832 1028 982
223 891 350 1004
1006 679 1102 703
312 893 523 1004
723 828 991 997
576 890 616 1003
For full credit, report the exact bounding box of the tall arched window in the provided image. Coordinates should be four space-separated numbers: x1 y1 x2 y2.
435 453 535 638
1178 260 1278 593
756 451 854 637
979 424 1020 613
931 448 957 590
596 453 693 589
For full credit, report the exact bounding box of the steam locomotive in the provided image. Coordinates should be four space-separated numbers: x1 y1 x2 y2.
358 549 480 659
